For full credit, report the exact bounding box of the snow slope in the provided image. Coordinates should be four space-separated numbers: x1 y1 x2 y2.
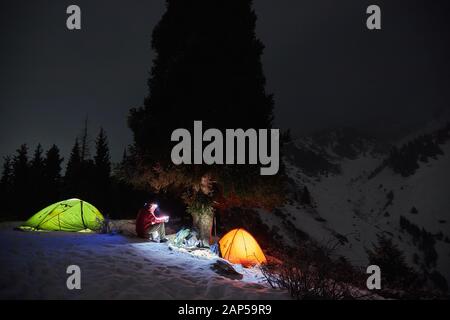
265 125 450 287
0 222 288 300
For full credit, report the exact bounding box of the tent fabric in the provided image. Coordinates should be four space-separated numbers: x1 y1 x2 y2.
19 198 104 232
219 228 267 267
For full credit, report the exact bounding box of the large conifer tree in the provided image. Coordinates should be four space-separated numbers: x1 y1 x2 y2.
128 0 283 245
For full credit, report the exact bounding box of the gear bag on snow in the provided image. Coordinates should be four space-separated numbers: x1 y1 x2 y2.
210 242 219 256
173 228 201 248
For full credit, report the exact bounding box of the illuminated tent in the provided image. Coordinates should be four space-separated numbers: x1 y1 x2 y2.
219 228 267 267
19 198 104 232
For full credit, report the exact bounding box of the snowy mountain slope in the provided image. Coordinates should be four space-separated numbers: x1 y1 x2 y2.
395 110 450 148
262 124 450 287
361 141 450 235
277 129 387 258
355 139 450 281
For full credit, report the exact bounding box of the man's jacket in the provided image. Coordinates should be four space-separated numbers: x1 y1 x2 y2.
136 208 165 238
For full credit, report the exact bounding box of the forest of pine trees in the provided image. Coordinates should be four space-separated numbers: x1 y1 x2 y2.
366 235 420 289
0 127 144 221
399 216 438 268
386 123 450 177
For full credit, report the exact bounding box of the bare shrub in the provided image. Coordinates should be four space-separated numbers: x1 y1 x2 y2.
261 241 366 300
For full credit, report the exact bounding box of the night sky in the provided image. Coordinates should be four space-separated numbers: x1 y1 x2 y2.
1 0 449 163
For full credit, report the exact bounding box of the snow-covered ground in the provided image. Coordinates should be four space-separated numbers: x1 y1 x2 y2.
270 124 450 287
0 222 289 300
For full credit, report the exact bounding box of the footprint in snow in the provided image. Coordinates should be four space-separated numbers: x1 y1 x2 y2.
170 265 183 271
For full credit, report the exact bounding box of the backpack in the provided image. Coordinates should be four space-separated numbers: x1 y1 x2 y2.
210 242 219 256
174 228 191 247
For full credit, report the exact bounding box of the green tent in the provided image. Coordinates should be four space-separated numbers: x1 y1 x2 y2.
19 198 104 232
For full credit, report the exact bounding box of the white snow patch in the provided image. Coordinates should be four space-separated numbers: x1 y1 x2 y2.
0 222 289 300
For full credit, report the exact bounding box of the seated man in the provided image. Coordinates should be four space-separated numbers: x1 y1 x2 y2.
136 202 169 242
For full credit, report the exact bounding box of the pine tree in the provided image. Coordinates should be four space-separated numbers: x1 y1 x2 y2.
93 128 111 212
65 139 82 197
410 206 418 214
127 0 283 245
11 144 30 218
31 144 44 168
94 128 111 180
0 156 13 188
80 116 91 161
44 145 63 202
129 0 274 156
31 144 45 184
30 144 46 210
120 149 128 171
301 186 312 205
366 235 417 288
0 156 13 215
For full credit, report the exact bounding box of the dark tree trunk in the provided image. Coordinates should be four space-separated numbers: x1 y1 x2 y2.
191 210 214 247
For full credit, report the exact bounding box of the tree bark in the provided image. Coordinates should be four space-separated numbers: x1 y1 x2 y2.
191 210 214 247
189 173 215 247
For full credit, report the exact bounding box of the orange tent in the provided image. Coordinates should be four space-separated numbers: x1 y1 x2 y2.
219 228 267 267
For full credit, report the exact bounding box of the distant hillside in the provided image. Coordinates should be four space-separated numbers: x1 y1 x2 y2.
259 123 450 291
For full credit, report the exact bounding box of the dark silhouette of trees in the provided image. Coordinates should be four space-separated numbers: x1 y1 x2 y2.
366 235 418 288
429 271 448 293
126 0 284 246
31 144 44 170
44 145 63 203
64 126 104 205
1 144 63 219
410 206 418 214
386 123 449 177
0 124 141 220
10 144 30 219
283 142 340 177
0 156 13 217
80 117 91 161
110 148 148 219
62 119 97 202
30 144 46 211
94 128 111 181
93 128 111 213
64 139 83 198
300 186 312 205
399 216 437 267
0 157 13 187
